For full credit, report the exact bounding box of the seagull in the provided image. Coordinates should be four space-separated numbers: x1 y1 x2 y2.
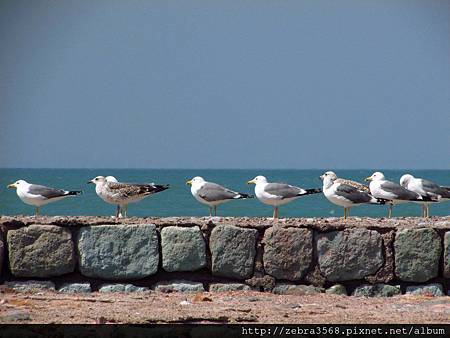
186 176 252 216
7 179 82 215
365 171 431 218
400 174 450 218
247 175 321 220
88 176 169 218
95 176 122 218
320 171 384 219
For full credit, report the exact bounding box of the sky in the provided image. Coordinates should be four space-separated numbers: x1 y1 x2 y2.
0 0 449 169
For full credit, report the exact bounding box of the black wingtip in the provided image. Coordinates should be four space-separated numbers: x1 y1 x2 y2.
238 193 253 199
153 184 170 192
67 190 82 196
305 188 322 195
375 198 388 205
420 195 439 202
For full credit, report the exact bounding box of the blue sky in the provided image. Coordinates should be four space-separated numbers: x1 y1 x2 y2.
0 0 449 169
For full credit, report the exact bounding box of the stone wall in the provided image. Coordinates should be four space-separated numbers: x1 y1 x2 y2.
0 216 449 297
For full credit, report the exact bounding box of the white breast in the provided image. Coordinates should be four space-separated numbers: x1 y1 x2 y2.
254 183 295 207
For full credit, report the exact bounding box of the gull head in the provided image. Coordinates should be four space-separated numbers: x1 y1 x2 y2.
400 174 414 188
320 171 337 181
105 176 118 183
247 175 268 185
186 176 205 186
365 172 385 182
88 176 106 185
7 179 28 189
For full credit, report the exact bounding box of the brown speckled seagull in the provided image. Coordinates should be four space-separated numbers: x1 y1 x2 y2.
88 176 169 217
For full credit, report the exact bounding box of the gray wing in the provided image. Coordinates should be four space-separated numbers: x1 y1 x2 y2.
264 183 305 199
198 182 238 202
421 179 450 198
380 181 419 200
28 184 67 199
335 184 373 204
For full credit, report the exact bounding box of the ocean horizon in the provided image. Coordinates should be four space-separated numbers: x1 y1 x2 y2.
1 168 448 218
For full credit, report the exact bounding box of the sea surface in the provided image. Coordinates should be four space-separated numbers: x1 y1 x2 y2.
0 169 448 218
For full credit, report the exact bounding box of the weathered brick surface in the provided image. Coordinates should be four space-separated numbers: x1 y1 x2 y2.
161 226 206 272
77 224 159 280
210 225 258 279
7 225 75 277
395 228 441 282
263 227 312 281
317 229 383 282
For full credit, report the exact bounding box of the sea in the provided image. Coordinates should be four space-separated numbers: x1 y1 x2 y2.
0 169 448 218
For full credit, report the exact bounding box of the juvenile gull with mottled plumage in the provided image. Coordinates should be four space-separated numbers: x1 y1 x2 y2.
88 176 169 217
7 179 82 215
320 171 383 219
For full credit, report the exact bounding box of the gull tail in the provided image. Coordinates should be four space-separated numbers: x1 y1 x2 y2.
152 184 170 193
442 187 450 199
371 197 388 205
234 193 253 199
301 188 322 196
66 190 82 196
416 195 439 202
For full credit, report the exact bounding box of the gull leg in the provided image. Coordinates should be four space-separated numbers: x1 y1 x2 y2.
388 205 392 219
209 207 212 217
426 204 430 218
343 207 347 219
115 205 120 218
273 207 279 220
35 207 40 216
214 205 217 217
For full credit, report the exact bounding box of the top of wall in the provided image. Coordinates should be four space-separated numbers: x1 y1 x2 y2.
1 215 449 232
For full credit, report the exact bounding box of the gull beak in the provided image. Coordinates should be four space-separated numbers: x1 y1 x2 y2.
364 176 372 182
7 183 16 189
247 180 255 185
319 175 324 180
87 180 94 184
186 180 192 186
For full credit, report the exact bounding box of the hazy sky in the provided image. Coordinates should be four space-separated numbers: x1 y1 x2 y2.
1 0 449 169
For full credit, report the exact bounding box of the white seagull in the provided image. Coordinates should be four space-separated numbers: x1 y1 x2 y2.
88 176 169 218
365 171 429 218
186 176 252 217
400 174 450 218
7 179 82 215
320 171 384 219
247 175 321 220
